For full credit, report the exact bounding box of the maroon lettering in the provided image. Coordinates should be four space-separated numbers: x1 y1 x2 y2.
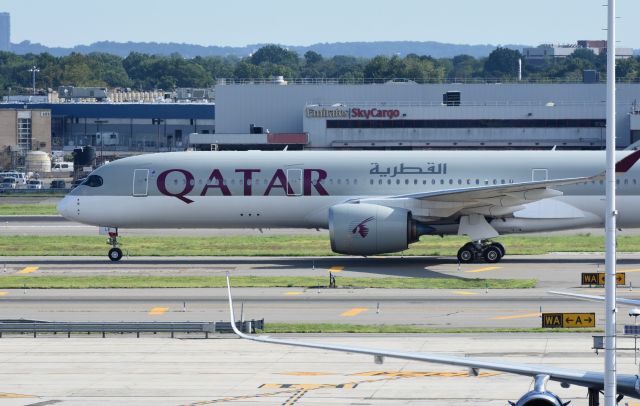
351 107 400 120
157 169 194 204
303 169 329 196
264 169 293 195
235 169 261 196
201 169 231 196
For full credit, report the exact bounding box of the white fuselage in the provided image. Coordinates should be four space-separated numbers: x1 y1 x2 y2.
58 150 640 234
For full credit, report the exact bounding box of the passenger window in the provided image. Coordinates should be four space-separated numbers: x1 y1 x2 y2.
405 179 409 185
378 179 383 185
370 179 374 185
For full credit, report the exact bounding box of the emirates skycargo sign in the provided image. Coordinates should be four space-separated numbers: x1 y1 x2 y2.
305 106 401 120
350 107 400 119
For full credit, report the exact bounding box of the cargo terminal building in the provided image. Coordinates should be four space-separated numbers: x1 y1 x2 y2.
208 82 640 150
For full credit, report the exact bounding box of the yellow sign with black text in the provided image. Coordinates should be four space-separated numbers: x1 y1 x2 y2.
581 272 625 286
542 313 596 328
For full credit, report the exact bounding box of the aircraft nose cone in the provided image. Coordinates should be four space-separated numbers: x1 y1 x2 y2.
57 196 74 220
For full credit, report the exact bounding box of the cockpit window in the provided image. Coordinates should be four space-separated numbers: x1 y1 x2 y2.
84 175 103 187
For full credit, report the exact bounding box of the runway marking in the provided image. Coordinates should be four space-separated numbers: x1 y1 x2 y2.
17 266 39 274
148 307 169 315
184 369 497 405
329 266 344 273
353 371 499 378
284 291 303 296
491 312 541 320
0 392 36 398
341 307 368 317
453 291 479 296
465 266 501 273
260 383 358 390
0 291 8 297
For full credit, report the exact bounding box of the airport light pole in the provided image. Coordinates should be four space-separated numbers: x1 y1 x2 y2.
28 66 39 95
604 0 617 404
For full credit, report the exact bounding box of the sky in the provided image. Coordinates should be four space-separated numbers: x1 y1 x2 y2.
2 0 639 49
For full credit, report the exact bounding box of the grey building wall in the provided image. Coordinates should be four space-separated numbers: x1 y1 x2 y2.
0 12 9 52
214 83 639 148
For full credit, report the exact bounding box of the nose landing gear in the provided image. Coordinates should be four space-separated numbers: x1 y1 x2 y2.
457 241 505 264
107 228 123 262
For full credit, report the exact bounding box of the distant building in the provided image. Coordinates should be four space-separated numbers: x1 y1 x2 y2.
523 40 633 62
0 12 9 52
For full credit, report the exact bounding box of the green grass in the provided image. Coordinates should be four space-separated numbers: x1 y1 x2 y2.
259 323 602 333
0 204 59 215
0 234 637 256
0 276 536 289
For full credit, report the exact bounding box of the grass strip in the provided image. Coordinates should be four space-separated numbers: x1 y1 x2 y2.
260 323 602 334
0 276 536 289
0 234 637 256
0 204 59 215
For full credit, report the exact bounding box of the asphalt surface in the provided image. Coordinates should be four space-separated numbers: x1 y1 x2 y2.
1 254 640 328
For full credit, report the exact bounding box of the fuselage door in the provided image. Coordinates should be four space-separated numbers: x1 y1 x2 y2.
531 168 548 182
133 169 149 197
286 168 303 196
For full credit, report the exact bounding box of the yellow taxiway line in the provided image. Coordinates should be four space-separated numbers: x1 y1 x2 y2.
148 307 169 315
465 266 501 274
16 266 39 274
340 307 368 317
284 291 304 296
329 266 344 273
453 291 479 296
0 292 8 297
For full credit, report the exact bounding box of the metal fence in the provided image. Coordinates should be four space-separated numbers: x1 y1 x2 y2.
0 319 264 338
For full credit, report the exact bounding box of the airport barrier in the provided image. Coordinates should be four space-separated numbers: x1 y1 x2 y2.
0 319 264 338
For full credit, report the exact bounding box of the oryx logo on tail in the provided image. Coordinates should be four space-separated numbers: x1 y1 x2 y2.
352 216 374 238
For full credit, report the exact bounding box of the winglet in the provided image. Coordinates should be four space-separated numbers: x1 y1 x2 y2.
615 150 640 173
226 272 249 338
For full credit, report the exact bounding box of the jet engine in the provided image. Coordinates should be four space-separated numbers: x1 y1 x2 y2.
328 203 430 255
509 375 570 406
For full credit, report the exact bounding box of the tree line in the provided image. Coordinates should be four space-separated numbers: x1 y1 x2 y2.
0 44 638 94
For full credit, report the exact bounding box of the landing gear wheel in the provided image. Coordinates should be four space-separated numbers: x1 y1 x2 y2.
491 242 506 257
108 248 123 262
482 246 502 264
457 244 475 263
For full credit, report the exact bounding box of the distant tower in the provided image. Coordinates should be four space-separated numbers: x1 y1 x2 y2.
0 13 9 52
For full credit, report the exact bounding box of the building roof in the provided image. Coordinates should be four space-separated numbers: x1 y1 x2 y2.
0 103 215 119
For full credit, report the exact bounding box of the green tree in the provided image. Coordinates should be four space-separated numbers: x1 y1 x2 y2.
484 47 521 78
250 45 299 69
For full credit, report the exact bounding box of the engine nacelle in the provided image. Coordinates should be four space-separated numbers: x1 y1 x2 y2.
329 203 427 256
509 375 569 406
509 390 567 406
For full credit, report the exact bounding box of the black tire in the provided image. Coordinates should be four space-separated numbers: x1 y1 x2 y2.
108 247 123 262
482 246 502 263
457 246 475 263
491 242 506 257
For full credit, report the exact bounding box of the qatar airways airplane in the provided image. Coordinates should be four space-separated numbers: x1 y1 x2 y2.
57 149 640 262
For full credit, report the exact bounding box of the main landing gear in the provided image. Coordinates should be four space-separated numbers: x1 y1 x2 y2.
107 228 123 262
456 241 505 264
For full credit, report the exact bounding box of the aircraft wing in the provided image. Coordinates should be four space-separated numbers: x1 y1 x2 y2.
376 150 640 204
226 275 640 399
549 290 640 307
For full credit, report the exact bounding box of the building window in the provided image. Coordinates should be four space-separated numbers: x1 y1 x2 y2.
17 117 32 152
